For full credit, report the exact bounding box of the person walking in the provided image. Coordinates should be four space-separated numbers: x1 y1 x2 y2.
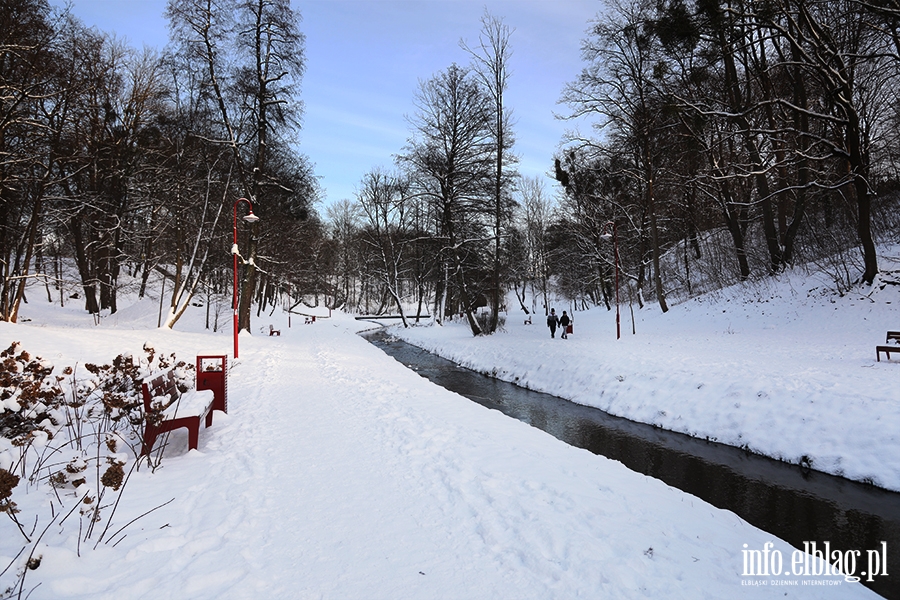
559 310 571 339
547 308 559 338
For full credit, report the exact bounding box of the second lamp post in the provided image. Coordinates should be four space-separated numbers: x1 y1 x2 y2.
601 220 620 340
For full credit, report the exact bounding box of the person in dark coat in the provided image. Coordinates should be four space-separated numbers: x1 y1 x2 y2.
547 308 559 338
559 310 571 339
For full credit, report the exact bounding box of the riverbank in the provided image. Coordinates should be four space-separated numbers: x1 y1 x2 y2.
391 260 900 492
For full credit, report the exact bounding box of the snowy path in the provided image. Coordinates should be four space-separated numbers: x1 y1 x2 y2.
9 319 882 599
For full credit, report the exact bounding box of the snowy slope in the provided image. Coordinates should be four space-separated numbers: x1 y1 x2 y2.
394 256 900 493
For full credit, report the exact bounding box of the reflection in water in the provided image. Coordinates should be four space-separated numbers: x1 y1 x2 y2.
366 331 900 598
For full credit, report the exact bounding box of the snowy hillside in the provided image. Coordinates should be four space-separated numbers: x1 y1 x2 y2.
395 248 900 492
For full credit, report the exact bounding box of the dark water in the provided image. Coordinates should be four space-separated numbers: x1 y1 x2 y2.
366 331 900 598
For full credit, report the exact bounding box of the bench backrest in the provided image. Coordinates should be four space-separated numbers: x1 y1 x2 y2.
142 368 180 412
887 331 900 343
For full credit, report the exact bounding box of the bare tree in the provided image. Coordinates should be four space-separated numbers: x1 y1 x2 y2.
461 10 518 333
518 176 553 314
400 64 494 335
48 26 167 316
0 0 58 322
160 167 230 328
166 0 309 333
561 0 670 312
356 169 413 325
325 198 362 311
765 0 888 284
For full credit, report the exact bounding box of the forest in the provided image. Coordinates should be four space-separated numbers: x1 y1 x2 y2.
2 0 899 337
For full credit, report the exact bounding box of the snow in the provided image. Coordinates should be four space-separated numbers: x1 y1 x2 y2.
395 263 900 493
1 258 895 599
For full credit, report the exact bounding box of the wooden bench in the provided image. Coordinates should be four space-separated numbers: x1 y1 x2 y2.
269 324 281 336
876 331 900 362
141 367 215 455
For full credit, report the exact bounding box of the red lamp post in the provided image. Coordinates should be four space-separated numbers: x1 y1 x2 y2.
601 220 620 340
233 198 259 359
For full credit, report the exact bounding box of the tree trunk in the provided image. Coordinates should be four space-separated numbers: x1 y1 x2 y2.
781 46 811 265
455 260 482 336
9 196 42 323
238 221 260 333
721 36 782 273
846 105 878 284
69 215 100 315
647 175 668 313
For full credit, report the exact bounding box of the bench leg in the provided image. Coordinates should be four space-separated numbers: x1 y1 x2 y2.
142 427 158 456
187 421 201 451
205 410 214 428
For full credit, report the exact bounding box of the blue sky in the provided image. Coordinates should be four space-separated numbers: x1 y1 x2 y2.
49 0 601 207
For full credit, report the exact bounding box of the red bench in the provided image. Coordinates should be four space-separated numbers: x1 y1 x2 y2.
141 367 215 455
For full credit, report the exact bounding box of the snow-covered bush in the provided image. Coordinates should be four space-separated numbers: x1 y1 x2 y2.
0 342 194 598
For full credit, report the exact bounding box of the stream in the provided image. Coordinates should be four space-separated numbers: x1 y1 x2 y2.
365 330 900 598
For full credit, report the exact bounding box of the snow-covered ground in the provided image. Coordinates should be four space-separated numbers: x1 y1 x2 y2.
0 256 895 599
395 261 900 494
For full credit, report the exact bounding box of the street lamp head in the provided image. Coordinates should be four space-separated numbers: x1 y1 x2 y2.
600 220 616 239
243 211 260 223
